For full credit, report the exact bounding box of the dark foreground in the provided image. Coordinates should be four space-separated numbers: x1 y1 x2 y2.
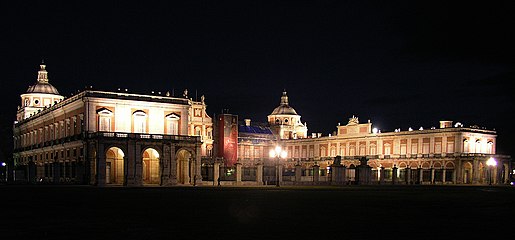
1 185 513 240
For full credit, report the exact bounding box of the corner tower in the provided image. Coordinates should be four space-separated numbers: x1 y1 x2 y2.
17 64 64 121
267 91 307 139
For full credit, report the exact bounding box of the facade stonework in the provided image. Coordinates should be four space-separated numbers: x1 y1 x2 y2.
13 65 212 186
12 64 512 186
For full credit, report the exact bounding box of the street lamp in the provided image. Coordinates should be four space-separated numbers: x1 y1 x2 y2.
269 146 287 187
486 157 497 185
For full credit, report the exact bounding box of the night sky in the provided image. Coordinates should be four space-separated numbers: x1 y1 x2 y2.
1 1 514 159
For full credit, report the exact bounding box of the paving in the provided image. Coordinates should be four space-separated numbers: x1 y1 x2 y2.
1 184 513 239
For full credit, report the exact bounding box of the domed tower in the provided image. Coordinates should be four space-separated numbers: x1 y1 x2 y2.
267 91 307 139
17 64 64 121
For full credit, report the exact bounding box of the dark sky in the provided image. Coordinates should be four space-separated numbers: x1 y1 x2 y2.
1 1 514 159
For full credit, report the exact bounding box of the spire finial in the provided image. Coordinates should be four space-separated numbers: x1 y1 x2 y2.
37 63 49 83
280 90 288 105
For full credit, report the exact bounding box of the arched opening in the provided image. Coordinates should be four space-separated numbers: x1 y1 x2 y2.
143 148 160 184
463 162 473 184
106 147 124 184
176 149 192 184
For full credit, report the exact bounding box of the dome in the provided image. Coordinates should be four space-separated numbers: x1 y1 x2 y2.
270 91 298 115
271 105 298 115
26 82 60 95
26 64 60 95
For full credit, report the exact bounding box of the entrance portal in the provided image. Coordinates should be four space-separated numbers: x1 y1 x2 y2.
143 148 160 184
176 149 192 184
106 147 124 184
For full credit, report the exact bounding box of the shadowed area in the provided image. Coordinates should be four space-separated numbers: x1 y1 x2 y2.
0 185 513 239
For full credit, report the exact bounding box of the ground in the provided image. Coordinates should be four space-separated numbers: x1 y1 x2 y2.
0 185 513 239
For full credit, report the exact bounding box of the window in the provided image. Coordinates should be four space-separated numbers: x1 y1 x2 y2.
384 144 391 155
435 142 442 153
447 142 455 153
359 145 366 156
400 144 406 155
165 113 180 135
330 147 336 157
133 110 147 133
207 146 213 157
97 108 113 132
370 144 377 155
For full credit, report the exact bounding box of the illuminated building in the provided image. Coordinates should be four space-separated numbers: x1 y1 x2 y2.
12 64 512 186
13 64 213 186
229 92 512 185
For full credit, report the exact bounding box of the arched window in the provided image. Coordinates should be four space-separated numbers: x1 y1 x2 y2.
370 144 377 155
165 113 180 135
330 147 336 157
133 110 147 133
97 108 113 132
487 141 494 154
475 139 482 153
463 139 469 153
359 144 366 156
384 143 391 155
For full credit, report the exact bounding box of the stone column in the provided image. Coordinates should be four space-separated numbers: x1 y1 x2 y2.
331 164 344 185
379 167 385 184
442 168 446 184
472 159 479 184
235 162 242 185
295 164 302 184
430 168 435 184
342 166 347 185
406 167 411 184
88 141 96 185
456 160 463 184
392 166 398 185
134 144 143 186
213 161 220 186
126 140 136 186
418 168 423 184
278 164 283 185
496 164 502 185
313 165 320 183
96 143 106 186
195 144 203 184
256 163 263 185
169 144 177 185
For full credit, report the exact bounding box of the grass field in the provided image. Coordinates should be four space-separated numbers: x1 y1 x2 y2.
1 185 513 239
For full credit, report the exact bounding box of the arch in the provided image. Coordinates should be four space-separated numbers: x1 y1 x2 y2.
176 148 194 184
421 161 431 169
106 147 125 184
398 162 407 168
462 161 473 184
409 161 419 168
142 148 160 184
433 162 442 169
444 161 455 169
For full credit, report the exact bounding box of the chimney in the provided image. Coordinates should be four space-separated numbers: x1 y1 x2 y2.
244 119 251 126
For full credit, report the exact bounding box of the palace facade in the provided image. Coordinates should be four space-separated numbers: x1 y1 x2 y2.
230 92 512 185
12 64 512 186
13 64 213 186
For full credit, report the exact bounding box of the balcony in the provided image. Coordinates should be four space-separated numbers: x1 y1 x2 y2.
89 131 200 143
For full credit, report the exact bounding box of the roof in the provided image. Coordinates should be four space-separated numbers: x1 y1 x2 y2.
238 125 273 134
269 91 299 115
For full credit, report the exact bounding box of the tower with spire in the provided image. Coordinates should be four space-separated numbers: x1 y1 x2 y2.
267 91 308 139
17 63 64 121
